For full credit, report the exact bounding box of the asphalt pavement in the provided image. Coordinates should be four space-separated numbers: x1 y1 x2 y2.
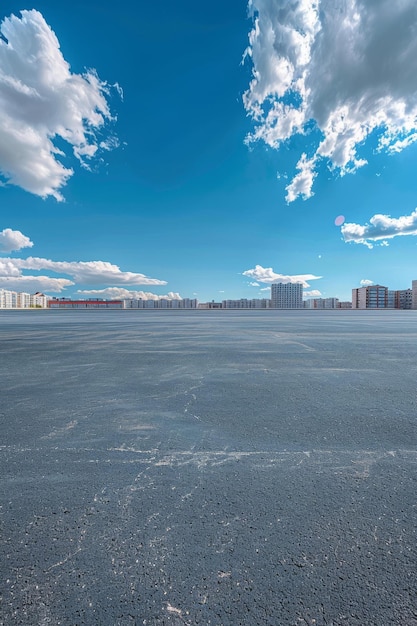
1 309 417 625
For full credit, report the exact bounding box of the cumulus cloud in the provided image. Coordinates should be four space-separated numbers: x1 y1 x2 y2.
244 0 417 201
77 288 182 301
341 208 417 247
0 275 73 292
360 279 374 286
285 154 317 203
0 9 118 200
243 264 322 288
304 289 322 297
0 257 167 286
0 256 167 293
0 228 33 252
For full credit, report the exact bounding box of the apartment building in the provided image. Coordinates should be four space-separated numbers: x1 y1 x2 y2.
124 298 198 309
304 297 339 309
0 289 49 308
271 283 303 309
412 281 417 309
352 285 388 309
222 299 271 309
48 299 124 309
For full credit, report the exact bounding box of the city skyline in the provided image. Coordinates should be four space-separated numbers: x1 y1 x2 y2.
3 275 416 310
2 1 417 302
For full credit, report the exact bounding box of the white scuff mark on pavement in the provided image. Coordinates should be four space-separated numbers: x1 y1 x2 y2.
41 420 78 439
166 602 182 615
46 547 82 572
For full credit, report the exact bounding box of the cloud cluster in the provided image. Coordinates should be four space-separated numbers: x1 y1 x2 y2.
304 290 322 297
0 274 73 293
0 232 168 293
77 288 182 301
0 228 33 252
360 279 373 286
244 0 417 201
243 264 322 288
0 9 118 200
341 209 417 248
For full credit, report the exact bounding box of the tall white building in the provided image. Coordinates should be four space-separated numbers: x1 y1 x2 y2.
271 283 303 309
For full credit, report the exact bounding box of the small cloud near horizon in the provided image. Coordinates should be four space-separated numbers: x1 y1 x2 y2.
0 228 33 252
77 288 182 301
243 264 322 288
0 231 167 294
304 290 322 297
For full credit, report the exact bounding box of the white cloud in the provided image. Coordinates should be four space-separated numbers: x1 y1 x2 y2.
0 228 33 252
243 264 322 288
285 153 317 202
77 288 182 301
249 281 260 286
341 208 417 247
0 257 167 286
360 279 373 286
244 0 417 201
304 289 322 297
0 9 118 200
0 274 73 292
0 256 167 294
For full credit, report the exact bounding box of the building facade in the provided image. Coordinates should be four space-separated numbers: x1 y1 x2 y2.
352 285 388 309
124 298 198 309
304 297 339 309
396 288 413 309
271 283 303 309
48 299 124 309
222 299 271 309
412 281 417 309
0 289 49 309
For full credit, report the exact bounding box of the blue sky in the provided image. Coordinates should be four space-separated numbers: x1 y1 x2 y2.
1 0 417 302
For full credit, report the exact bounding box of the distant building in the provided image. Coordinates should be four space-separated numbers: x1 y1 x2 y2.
222 299 271 309
271 283 303 309
304 297 339 309
337 301 352 309
198 301 222 309
412 281 417 309
0 289 16 308
388 290 396 309
124 298 197 309
48 299 124 309
352 285 388 309
0 289 49 309
395 289 413 309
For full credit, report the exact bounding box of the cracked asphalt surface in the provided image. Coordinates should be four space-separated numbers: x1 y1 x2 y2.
1 309 417 625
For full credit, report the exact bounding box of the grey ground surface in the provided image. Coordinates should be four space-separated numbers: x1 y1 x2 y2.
1 309 417 625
